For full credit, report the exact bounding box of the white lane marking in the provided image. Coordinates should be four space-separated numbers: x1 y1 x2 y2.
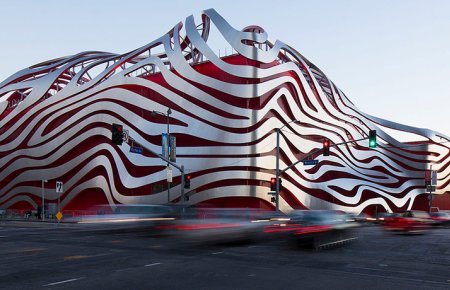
144 262 162 267
212 251 223 255
43 277 84 286
0 235 7 238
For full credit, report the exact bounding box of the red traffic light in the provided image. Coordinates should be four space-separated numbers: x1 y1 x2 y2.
184 174 191 189
323 139 330 156
111 123 124 145
270 178 276 191
270 177 281 191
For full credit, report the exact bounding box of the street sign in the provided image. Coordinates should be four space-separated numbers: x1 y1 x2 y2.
56 181 63 193
267 191 276 196
431 170 437 186
169 135 176 162
166 166 173 182
162 133 169 159
55 211 63 221
303 159 319 166
130 146 143 154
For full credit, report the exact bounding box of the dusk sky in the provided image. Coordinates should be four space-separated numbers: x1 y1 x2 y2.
1 0 449 138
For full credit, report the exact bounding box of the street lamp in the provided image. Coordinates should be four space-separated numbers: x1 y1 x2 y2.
41 179 47 221
152 108 172 203
275 120 300 211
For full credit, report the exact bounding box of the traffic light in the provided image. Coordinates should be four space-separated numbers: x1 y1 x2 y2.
270 178 276 191
270 178 282 191
369 130 377 148
184 174 191 189
323 139 330 156
111 123 123 145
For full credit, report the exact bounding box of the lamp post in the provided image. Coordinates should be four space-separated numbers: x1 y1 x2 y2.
275 120 300 211
41 179 47 221
152 108 172 203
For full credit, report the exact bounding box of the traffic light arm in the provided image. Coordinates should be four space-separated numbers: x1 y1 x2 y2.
279 136 372 175
280 147 322 175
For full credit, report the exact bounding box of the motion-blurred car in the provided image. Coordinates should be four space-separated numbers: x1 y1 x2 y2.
383 210 432 233
374 212 399 225
345 212 373 226
158 208 269 244
268 210 359 250
76 204 177 230
430 212 450 226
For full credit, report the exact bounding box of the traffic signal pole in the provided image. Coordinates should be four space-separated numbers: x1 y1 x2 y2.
429 165 433 213
126 134 186 204
275 134 373 211
275 128 280 211
111 122 187 203
275 121 301 211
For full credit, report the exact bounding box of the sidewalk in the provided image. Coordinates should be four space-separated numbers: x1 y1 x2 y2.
0 217 83 229
0 215 78 224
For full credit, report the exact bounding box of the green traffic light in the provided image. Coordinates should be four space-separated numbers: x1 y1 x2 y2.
368 129 377 148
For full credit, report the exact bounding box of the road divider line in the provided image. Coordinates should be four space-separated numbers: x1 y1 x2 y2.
212 251 223 255
43 277 84 286
145 262 162 267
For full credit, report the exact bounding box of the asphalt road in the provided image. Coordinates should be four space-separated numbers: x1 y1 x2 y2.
0 221 449 290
